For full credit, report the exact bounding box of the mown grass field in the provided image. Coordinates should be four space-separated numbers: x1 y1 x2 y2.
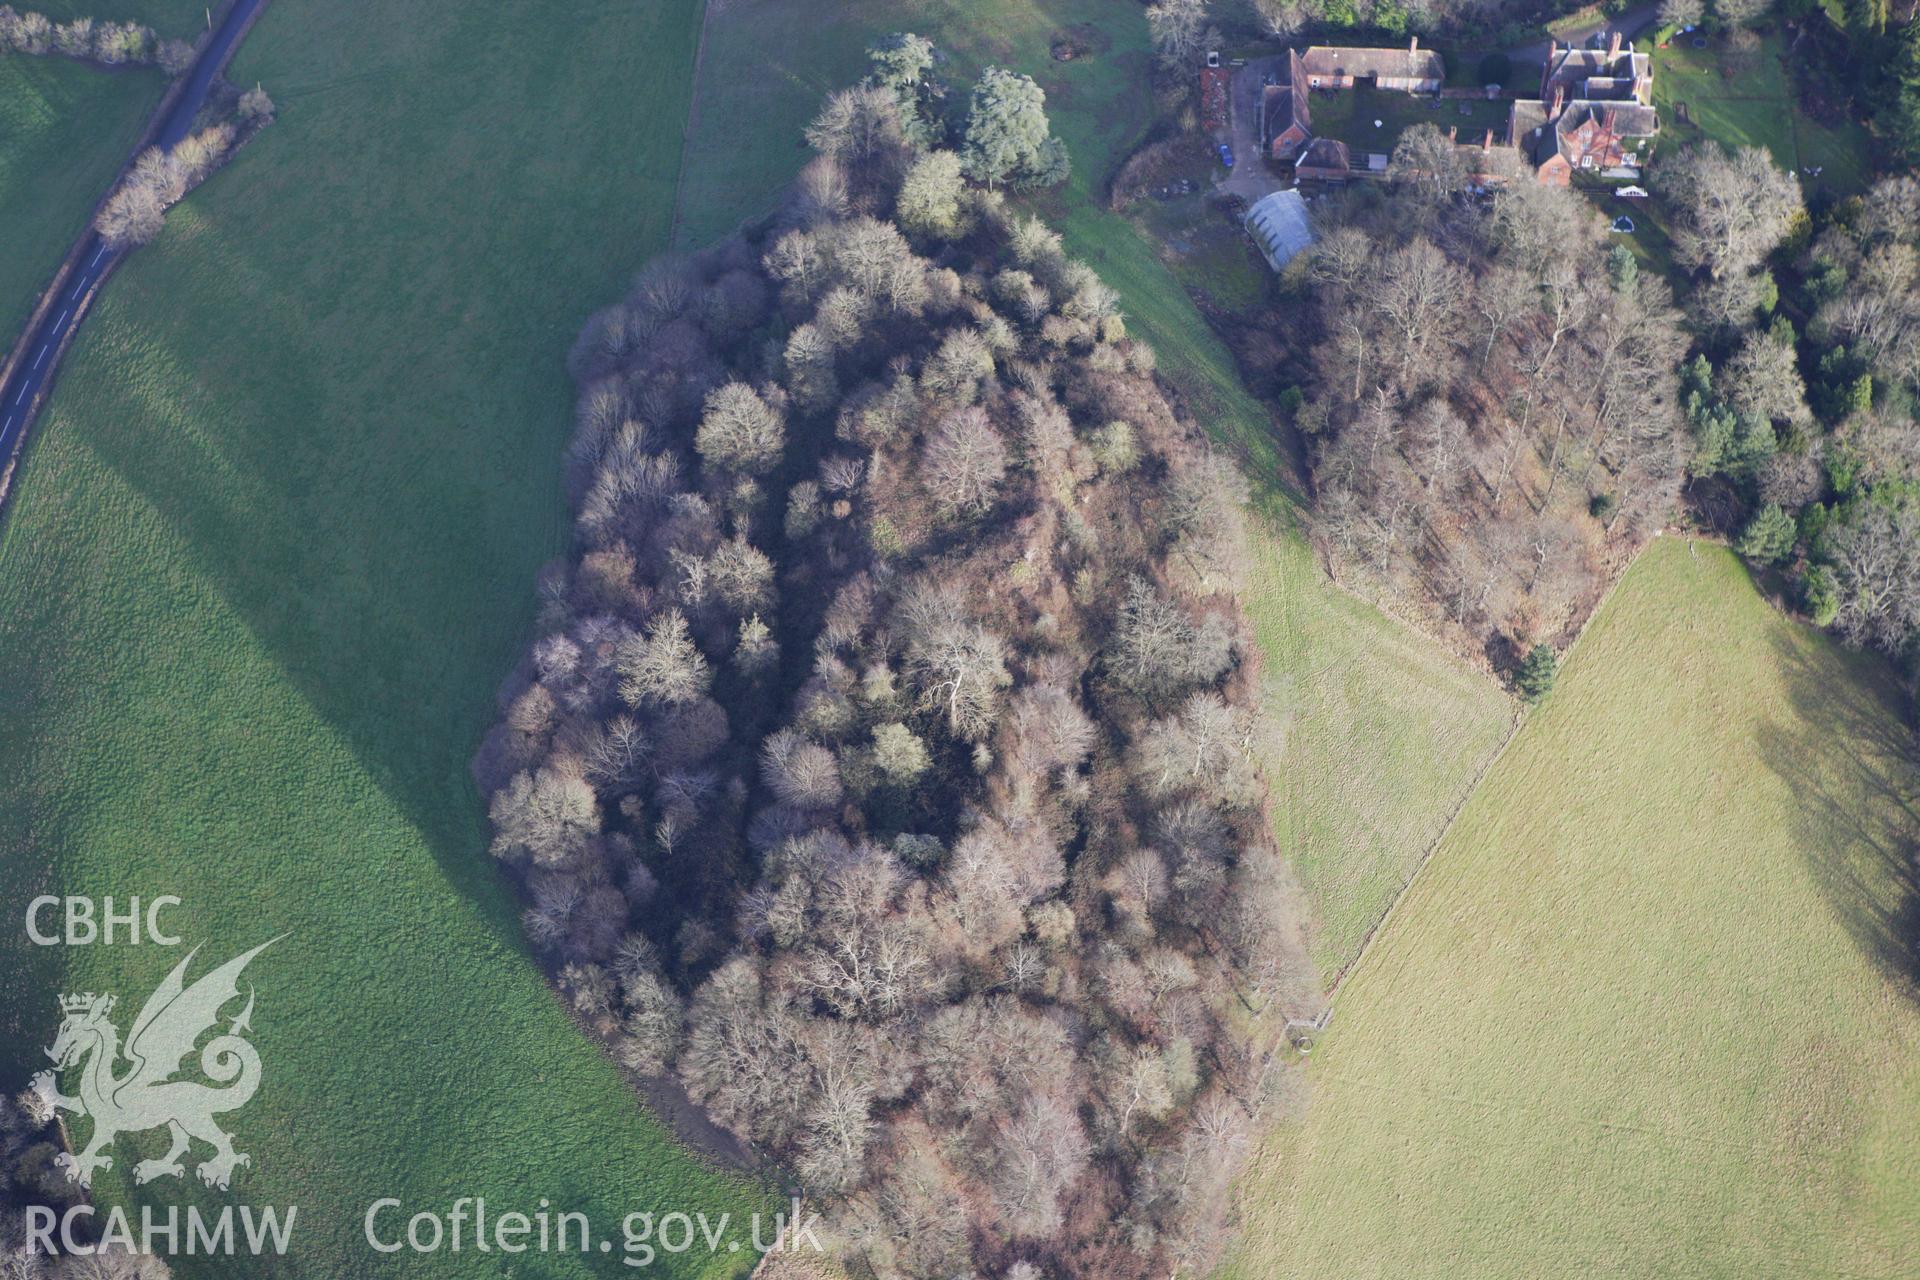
1224 539 1920 1278
0 57 161 338
0 0 771 1275
678 0 1513 977
1653 31 1871 199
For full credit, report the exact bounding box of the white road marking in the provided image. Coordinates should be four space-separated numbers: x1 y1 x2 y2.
3 414 13 433
54 308 69 328
90 245 106 268
12 383 25 406
32 345 48 370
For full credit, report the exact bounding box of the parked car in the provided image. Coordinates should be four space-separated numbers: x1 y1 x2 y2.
1217 143 1235 169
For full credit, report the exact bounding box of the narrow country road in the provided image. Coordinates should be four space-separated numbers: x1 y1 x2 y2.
0 0 267 491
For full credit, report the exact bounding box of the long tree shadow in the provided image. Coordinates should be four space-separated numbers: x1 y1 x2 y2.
1754 625 1920 999
0 0 784 1253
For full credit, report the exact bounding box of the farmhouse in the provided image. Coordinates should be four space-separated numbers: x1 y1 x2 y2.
1256 33 1648 188
1300 38 1443 92
1541 101 1657 180
1263 49 1312 161
1541 32 1652 106
1259 28 1651 188
1261 41 1447 168
1509 31 1659 185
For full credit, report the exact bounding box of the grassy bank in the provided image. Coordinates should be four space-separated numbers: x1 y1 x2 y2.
1224 539 1920 1278
0 0 770 1275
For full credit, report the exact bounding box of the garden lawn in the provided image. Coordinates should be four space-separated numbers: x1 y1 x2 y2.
678 0 1513 980
1653 31 1870 199
0 0 771 1275
1224 539 1920 1279
1305 83 1509 156
0 56 161 340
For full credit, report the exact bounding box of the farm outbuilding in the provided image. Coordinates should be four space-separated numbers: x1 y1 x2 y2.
1300 38 1443 92
1245 189 1314 270
1294 137 1352 182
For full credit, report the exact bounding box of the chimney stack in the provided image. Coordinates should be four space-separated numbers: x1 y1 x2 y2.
1483 128 1493 151
1448 125 1458 142
1607 30 1622 59
1550 83 1565 117
1410 35 1419 54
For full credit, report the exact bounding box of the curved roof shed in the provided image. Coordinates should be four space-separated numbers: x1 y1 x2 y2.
1245 189 1315 271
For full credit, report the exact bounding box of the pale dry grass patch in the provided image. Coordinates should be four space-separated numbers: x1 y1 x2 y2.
1225 539 1920 1279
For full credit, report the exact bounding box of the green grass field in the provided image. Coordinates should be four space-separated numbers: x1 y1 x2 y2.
0 1 771 1275
1223 539 1920 1278
1653 32 1871 199
0 57 162 339
679 0 1513 980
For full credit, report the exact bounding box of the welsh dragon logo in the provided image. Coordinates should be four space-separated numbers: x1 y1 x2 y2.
32 939 279 1190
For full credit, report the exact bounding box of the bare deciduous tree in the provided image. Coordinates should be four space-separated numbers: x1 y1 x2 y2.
921 405 1007 514
1654 143 1802 278
695 383 786 476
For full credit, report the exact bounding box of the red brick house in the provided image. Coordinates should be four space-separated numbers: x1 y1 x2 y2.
1263 49 1312 160
1508 31 1659 185
1520 99 1658 185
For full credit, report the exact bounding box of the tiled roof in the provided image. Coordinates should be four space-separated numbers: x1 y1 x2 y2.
1557 101 1658 140
1301 44 1444 83
1544 45 1651 103
1297 137 1351 171
1510 98 1554 165
1271 49 1309 136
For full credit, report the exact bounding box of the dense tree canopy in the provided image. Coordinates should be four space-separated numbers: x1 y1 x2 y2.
1252 182 1689 664
483 55 1313 1280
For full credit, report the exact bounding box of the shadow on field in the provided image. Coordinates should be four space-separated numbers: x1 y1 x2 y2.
1756 628 1920 1000
0 647 66 1081
66 195 570 940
